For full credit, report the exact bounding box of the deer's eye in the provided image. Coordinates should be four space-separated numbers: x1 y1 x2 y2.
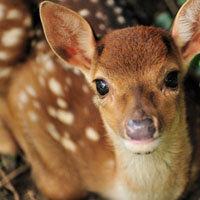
164 70 179 90
95 79 109 96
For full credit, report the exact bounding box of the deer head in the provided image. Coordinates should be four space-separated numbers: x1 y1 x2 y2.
39 0 200 155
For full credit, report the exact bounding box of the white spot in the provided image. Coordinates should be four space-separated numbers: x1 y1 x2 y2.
57 110 74 125
99 24 106 31
65 77 72 86
46 123 60 141
19 91 29 104
114 7 122 15
47 106 57 118
61 137 77 152
0 68 11 78
96 33 102 38
38 54 55 72
45 59 54 72
28 111 38 122
96 11 103 19
26 86 37 97
0 4 6 20
0 51 9 60
33 100 41 109
85 127 100 141
2 28 24 47
7 9 22 19
48 78 63 96
36 41 46 50
117 15 126 24
90 0 98 3
106 0 115 7
57 98 68 109
78 9 90 17
82 85 90 94
73 68 81 75
36 29 42 37
23 16 32 27
92 95 98 107
38 76 45 87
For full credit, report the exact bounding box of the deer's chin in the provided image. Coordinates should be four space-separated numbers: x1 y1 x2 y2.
122 137 161 154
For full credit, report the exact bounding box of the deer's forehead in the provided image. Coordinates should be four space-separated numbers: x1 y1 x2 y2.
95 26 179 79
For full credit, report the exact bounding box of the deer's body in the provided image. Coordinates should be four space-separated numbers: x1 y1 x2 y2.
7 38 192 200
0 0 200 200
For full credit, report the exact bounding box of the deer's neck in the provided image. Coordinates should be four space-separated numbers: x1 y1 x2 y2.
105 114 192 200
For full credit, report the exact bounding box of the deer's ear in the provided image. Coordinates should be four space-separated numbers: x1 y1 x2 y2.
171 0 200 73
40 1 96 73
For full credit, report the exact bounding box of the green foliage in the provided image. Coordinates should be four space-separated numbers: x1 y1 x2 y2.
154 12 173 30
190 54 200 76
177 0 187 6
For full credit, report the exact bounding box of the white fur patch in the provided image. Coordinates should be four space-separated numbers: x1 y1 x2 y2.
19 91 29 104
2 28 24 47
92 95 98 107
57 98 68 109
0 51 9 60
82 84 89 94
36 40 46 50
90 0 98 3
65 77 72 86
61 136 77 152
117 15 126 24
47 106 57 118
106 0 115 7
73 68 81 75
48 78 63 96
78 9 90 17
23 16 32 27
114 7 122 15
7 9 22 19
33 100 41 109
28 111 38 122
0 4 6 20
96 11 103 19
26 86 37 97
38 54 55 72
99 24 106 31
0 68 11 78
57 110 74 125
85 127 100 141
46 123 60 141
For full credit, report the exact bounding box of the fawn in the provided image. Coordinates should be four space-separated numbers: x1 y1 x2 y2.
0 0 200 199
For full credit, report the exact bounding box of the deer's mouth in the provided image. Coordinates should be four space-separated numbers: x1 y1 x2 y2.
122 136 161 154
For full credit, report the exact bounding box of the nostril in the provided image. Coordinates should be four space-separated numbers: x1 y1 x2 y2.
126 118 156 140
127 118 153 129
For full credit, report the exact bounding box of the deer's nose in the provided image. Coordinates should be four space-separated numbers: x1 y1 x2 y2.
126 118 156 141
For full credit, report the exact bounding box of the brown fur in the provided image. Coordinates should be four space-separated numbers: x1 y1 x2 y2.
0 1 200 200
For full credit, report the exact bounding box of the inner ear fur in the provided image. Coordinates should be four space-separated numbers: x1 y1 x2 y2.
40 1 96 72
171 0 200 72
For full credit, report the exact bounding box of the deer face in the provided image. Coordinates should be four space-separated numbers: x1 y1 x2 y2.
40 1 200 154
91 26 183 153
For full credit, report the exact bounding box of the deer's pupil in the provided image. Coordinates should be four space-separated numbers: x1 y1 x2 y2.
95 80 109 96
164 71 179 89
